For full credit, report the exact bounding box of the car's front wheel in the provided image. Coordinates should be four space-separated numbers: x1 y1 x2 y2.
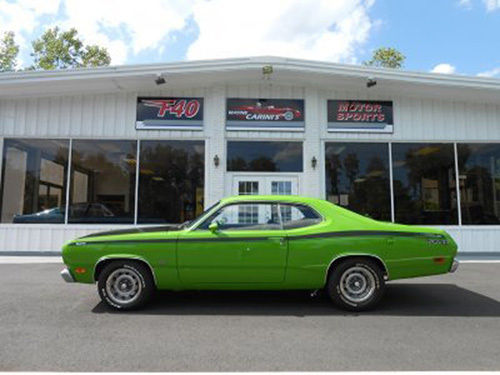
326 257 385 312
97 260 154 310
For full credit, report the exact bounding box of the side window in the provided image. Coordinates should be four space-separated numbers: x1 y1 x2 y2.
198 203 281 230
281 204 322 229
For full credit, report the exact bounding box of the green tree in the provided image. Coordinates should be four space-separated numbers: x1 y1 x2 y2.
30 27 111 70
0 31 19 72
364 47 405 69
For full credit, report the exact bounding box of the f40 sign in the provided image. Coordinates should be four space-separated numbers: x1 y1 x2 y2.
136 97 204 130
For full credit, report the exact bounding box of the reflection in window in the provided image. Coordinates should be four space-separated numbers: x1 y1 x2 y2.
280 204 322 229
138 141 204 224
69 140 136 223
272 181 292 195
227 141 303 172
1 139 69 223
200 203 280 230
392 143 457 224
458 144 500 224
238 181 259 195
325 143 391 221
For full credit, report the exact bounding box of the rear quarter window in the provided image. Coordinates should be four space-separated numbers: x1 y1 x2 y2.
280 204 322 229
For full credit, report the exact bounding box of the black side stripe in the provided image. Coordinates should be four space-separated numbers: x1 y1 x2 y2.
72 230 440 246
289 230 440 240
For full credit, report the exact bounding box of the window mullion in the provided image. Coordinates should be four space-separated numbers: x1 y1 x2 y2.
64 138 73 225
454 142 462 226
388 142 395 223
134 140 140 225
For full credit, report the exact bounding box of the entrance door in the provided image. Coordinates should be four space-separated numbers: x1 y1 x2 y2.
232 176 299 196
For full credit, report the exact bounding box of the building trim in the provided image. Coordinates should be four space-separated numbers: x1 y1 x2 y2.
1 56 499 92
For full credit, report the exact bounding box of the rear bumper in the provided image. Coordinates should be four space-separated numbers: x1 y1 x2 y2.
60 268 75 283
449 259 459 273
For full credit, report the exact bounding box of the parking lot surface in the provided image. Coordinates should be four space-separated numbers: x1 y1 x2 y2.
0 261 499 371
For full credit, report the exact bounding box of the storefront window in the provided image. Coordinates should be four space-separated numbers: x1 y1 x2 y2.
392 143 457 224
458 144 500 224
69 140 136 223
138 141 204 224
227 141 303 172
1 139 69 223
325 142 391 220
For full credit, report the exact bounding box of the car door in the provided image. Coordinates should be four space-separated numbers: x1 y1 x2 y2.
176 202 288 285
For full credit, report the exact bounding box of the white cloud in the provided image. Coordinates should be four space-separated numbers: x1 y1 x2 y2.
458 0 500 11
0 0 195 65
483 0 500 11
59 0 196 64
187 0 375 63
431 63 457 74
1 0 376 66
477 67 500 77
0 0 61 52
458 0 473 8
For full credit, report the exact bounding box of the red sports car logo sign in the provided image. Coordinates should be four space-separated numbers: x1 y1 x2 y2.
228 104 301 121
226 98 304 130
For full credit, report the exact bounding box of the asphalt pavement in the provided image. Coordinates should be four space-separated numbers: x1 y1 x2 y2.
0 260 499 371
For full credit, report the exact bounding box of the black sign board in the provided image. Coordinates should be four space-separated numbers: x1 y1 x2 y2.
136 97 203 130
226 98 304 131
327 100 393 133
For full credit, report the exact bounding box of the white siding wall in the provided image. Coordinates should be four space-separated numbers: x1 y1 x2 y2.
1 83 500 254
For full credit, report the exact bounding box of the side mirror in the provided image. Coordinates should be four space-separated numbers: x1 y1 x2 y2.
208 221 219 233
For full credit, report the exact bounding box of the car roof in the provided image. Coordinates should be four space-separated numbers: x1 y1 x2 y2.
220 195 325 205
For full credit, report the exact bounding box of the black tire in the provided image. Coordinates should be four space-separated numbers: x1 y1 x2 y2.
326 257 385 312
97 260 155 310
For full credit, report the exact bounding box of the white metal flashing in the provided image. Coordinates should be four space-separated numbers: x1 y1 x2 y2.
1 56 499 97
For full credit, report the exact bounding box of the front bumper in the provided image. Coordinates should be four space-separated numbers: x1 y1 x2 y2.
449 259 459 273
60 268 75 283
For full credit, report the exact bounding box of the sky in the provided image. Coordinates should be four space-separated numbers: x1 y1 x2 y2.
0 0 499 77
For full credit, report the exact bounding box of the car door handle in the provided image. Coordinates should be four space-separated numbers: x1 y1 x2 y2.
269 237 286 246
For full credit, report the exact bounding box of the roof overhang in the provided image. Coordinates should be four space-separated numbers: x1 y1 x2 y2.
1 56 500 103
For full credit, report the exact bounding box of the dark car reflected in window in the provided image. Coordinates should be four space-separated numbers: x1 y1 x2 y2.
13 202 116 223
69 140 137 224
0 139 69 223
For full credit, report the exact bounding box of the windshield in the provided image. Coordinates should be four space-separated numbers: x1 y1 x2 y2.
180 200 220 229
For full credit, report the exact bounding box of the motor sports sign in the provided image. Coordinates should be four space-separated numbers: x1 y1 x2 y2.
136 97 203 130
226 98 304 130
327 100 393 133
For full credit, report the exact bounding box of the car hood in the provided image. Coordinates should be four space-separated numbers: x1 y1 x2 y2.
80 224 184 239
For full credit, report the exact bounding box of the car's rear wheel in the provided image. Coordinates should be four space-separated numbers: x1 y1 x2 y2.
97 260 154 310
326 257 385 312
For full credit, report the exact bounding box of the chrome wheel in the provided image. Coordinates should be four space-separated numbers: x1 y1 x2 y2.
339 266 376 304
105 267 143 305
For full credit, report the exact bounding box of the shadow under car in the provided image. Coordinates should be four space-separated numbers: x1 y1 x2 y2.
92 283 500 317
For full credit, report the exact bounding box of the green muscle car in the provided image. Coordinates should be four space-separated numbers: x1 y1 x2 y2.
61 195 459 311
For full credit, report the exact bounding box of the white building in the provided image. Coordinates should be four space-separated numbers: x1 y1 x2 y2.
1 56 500 255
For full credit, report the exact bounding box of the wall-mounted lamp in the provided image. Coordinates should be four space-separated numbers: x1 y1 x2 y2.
155 73 166 85
213 154 220 167
311 156 318 169
366 76 377 88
